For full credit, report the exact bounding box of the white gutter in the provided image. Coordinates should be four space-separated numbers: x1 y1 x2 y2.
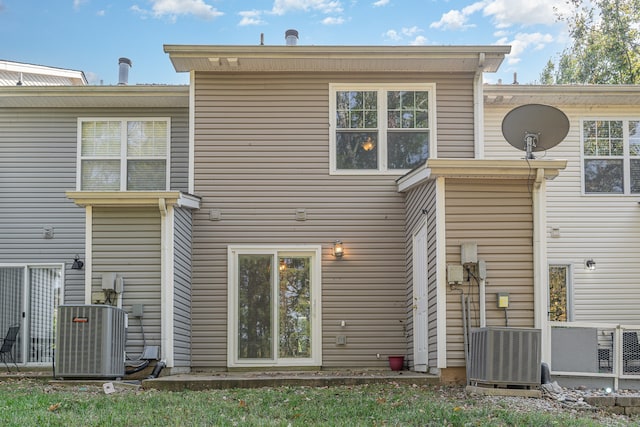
474 53 485 159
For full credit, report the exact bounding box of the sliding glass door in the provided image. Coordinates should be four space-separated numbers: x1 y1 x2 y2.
229 246 321 367
0 266 62 364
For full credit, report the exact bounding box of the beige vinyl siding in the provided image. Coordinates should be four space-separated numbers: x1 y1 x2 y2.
173 207 193 367
404 179 439 369
191 71 480 368
91 207 161 356
444 179 534 366
0 107 188 305
486 103 640 323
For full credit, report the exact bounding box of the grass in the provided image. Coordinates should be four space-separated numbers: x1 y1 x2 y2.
0 378 634 426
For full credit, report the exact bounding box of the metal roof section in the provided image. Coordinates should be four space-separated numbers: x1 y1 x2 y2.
484 84 640 106
0 59 88 86
0 85 189 108
164 45 511 74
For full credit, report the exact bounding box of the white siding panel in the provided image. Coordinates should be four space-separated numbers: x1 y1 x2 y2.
485 102 640 324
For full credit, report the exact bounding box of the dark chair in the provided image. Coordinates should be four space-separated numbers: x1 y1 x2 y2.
623 331 640 374
0 326 20 372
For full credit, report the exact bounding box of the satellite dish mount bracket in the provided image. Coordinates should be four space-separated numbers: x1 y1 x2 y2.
524 132 539 159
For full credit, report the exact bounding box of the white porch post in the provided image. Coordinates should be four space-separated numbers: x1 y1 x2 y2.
533 169 551 365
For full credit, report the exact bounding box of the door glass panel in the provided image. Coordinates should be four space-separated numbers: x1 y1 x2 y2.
549 265 569 321
279 256 311 358
237 254 273 359
28 267 61 363
0 268 24 362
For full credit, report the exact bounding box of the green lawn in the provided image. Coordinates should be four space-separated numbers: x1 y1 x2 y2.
0 378 633 426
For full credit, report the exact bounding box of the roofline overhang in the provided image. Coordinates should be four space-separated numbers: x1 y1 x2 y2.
164 44 511 74
397 158 568 193
66 191 201 209
0 85 189 108
0 59 88 84
484 84 640 106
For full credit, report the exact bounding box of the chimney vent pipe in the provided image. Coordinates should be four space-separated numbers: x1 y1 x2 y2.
118 57 132 85
285 29 299 46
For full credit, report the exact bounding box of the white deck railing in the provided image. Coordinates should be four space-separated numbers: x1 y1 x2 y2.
549 321 640 389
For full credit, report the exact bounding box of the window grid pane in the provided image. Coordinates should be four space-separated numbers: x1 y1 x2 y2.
81 160 121 191
584 159 624 194
81 121 121 156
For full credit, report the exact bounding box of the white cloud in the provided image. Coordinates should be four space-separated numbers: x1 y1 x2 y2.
430 1 485 30
432 0 571 31
383 26 425 43
409 35 428 45
497 32 555 65
384 29 402 41
322 16 344 25
133 0 224 20
239 10 265 26
271 0 343 15
373 0 390 6
401 26 421 37
483 0 570 28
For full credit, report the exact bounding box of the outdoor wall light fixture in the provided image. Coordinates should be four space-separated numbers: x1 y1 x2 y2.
71 255 84 270
332 240 344 258
585 259 596 271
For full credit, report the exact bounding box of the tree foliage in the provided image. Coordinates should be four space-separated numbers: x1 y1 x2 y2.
541 0 640 84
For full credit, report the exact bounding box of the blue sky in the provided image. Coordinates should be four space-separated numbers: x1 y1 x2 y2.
0 0 572 86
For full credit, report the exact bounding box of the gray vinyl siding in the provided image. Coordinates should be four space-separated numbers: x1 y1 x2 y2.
404 180 439 369
173 206 193 367
0 110 86 303
91 207 161 357
0 107 189 306
444 179 534 366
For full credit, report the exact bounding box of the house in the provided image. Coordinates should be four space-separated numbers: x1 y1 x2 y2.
0 59 87 86
484 84 640 389
162 38 564 381
0 84 195 370
1 40 570 383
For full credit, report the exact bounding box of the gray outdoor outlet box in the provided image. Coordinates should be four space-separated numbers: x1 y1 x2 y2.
132 304 144 318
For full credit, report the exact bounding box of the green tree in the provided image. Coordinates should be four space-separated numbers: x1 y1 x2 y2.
542 0 640 84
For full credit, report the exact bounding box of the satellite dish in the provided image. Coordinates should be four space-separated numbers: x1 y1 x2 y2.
501 104 569 159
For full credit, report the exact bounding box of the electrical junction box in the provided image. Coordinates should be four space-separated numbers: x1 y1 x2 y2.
461 242 478 264
497 292 509 308
447 264 464 284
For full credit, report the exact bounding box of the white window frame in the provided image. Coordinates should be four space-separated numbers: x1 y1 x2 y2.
581 117 640 195
76 117 171 191
329 83 436 175
227 245 322 368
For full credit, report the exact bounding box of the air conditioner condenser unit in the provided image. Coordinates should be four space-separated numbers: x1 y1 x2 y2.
55 305 127 379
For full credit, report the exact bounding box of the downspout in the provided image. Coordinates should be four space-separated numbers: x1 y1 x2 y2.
158 198 175 368
188 70 196 195
474 52 485 160
475 53 486 327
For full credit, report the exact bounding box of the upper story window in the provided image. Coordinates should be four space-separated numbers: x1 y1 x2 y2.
582 119 640 194
78 118 170 191
330 84 434 174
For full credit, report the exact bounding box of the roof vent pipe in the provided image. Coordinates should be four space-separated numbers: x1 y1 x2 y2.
118 57 132 85
285 29 298 46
